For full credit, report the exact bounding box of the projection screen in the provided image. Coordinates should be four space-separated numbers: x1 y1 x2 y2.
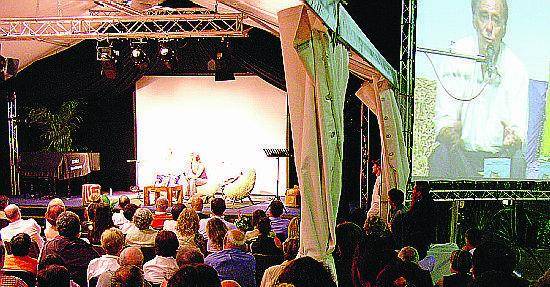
135 76 287 195
413 0 550 180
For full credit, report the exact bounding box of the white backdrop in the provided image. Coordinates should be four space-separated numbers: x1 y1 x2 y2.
135 76 288 195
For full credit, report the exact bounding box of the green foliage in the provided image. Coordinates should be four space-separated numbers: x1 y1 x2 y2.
25 100 83 152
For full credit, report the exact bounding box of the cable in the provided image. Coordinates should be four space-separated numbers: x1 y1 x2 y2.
423 51 490 102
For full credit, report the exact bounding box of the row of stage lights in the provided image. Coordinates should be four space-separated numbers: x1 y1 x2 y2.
96 39 234 81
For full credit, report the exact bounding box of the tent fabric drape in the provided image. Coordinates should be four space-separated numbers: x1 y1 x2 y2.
356 79 410 221
277 4 349 271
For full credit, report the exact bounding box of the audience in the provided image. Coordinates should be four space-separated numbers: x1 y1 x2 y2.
250 217 283 257
44 205 64 241
260 237 299 287
205 229 256 287
206 217 229 253
37 264 71 287
143 230 179 285
376 246 432 287
175 208 207 255
112 195 130 229
176 247 205 267
277 256 336 287
334 222 363 287
121 203 139 234
198 197 236 239
96 246 144 287
268 200 290 241
125 208 158 247
0 196 10 229
1 204 44 249
151 197 173 229
163 203 185 232
87 228 124 283
436 249 473 287
40 211 100 287
190 196 208 219
287 217 300 240
471 241 528 286
87 203 114 245
3 233 38 274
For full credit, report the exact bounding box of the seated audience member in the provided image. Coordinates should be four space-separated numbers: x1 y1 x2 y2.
87 228 125 283
87 204 114 245
175 208 207 255
471 241 528 286
125 208 158 247
44 205 64 241
463 227 484 255
206 218 229 253
287 217 300 240
388 188 407 248
121 203 139 234
111 265 146 287
45 198 65 229
176 247 205 267
245 210 281 247
96 246 144 287
112 195 130 229
250 217 283 256
37 264 71 287
199 198 236 239
3 233 38 274
40 211 100 287
163 203 185 232
376 246 432 287
190 196 208 219
151 197 173 229
37 254 80 287
205 230 256 287
277 256 336 287
1 204 44 249
352 219 398 287
268 200 290 241
143 230 179 285
167 263 221 287
436 249 473 287
260 238 299 287
334 222 363 287
0 196 10 229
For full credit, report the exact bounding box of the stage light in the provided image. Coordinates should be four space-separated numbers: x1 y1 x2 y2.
159 46 170 56
0 55 20 82
131 48 144 59
96 43 119 62
131 41 149 70
158 41 176 71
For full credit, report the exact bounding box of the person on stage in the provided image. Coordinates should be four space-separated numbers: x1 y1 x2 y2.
367 159 382 219
186 152 208 198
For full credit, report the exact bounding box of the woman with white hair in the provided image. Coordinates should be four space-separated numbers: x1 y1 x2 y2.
125 208 158 247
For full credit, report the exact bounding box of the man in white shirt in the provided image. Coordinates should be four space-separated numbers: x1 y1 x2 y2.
1 204 44 249
143 230 179 285
112 195 130 229
429 0 528 179
96 247 144 287
367 159 382 219
87 228 124 283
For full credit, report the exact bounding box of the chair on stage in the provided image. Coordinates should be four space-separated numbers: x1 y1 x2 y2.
223 169 256 204
195 181 221 203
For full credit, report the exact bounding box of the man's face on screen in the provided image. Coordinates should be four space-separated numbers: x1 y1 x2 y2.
473 0 507 52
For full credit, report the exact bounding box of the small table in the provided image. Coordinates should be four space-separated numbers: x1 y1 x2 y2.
143 185 183 206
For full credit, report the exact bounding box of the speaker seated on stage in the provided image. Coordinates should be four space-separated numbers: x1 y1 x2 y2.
176 152 208 202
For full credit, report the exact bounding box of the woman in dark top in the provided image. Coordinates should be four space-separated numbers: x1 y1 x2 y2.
250 217 282 256
436 249 473 287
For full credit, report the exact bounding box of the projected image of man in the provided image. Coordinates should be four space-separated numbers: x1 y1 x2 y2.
429 0 528 179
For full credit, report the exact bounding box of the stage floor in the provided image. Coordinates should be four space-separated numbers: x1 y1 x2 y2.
10 191 300 218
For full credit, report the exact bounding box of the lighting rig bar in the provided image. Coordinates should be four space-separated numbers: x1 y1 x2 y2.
410 190 550 202
0 12 246 41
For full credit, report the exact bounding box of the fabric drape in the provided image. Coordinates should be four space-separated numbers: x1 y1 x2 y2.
278 4 349 273
356 79 409 221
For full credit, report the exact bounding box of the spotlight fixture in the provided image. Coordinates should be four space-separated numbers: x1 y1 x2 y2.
130 40 149 70
96 42 119 62
158 41 176 70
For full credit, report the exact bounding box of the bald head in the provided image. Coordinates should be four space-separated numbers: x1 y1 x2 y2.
4 204 21 222
119 247 144 267
156 197 169 212
224 229 246 250
119 195 130 208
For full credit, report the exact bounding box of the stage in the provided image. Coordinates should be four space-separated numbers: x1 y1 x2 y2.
10 191 300 222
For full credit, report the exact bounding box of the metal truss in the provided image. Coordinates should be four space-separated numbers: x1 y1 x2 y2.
89 7 213 17
0 11 246 41
407 190 550 202
359 104 370 209
7 91 20 195
398 0 416 188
